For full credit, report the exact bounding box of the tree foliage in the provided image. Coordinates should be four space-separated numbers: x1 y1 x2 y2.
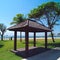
28 2 60 18
11 14 26 25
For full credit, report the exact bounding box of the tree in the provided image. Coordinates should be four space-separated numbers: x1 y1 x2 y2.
11 14 26 42
0 24 6 41
28 2 60 42
57 33 60 36
48 33 55 37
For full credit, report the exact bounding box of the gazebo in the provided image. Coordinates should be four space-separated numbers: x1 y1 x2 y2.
8 19 51 51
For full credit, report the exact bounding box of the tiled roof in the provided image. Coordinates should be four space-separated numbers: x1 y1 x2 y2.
8 20 51 32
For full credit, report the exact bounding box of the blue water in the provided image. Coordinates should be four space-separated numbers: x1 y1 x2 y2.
1 36 60 39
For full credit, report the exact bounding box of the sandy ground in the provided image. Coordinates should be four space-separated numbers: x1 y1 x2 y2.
1 37 60 40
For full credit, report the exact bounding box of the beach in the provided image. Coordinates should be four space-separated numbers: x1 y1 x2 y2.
1 37 60 40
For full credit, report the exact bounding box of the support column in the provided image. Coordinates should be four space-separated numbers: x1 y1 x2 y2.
34 32 36 47
25 32 29 51
14 31 17 50
45 32 47 49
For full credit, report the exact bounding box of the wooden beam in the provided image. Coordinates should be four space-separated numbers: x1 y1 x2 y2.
34 32 36 47
45 32 47 49
14 31 17 50
25 32 29 51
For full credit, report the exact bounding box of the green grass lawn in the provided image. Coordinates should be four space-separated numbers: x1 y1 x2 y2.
0 39 60 60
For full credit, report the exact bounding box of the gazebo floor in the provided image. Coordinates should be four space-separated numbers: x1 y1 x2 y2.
11 47 51 58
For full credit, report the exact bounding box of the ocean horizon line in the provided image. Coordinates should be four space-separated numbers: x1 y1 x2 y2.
0 36 60 39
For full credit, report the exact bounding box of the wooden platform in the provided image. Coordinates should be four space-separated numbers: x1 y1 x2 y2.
11 47 51 58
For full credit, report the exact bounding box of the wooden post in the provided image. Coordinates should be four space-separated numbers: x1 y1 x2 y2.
34 32 36 47
25 32 29 51
45 32 47 49
14 31 17 50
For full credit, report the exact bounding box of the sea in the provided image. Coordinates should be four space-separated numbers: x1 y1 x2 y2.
0 35 60 40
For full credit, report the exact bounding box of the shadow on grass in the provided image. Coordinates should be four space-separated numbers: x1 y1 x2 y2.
47 43 60 47
0 45 4 48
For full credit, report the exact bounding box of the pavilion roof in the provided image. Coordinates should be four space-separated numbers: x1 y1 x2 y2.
8 20 51 32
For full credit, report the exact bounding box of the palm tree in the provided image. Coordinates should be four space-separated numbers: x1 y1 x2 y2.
0 24 6 41
11 14 26 42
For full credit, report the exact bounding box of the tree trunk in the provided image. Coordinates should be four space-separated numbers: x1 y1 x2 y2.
20 32 22 42
45 12 55 42
1 34 3 41
51 31 55 42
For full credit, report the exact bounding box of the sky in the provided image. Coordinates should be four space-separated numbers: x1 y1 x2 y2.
0 0 60 36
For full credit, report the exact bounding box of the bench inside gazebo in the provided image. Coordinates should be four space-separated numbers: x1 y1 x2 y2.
8 19 51 57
